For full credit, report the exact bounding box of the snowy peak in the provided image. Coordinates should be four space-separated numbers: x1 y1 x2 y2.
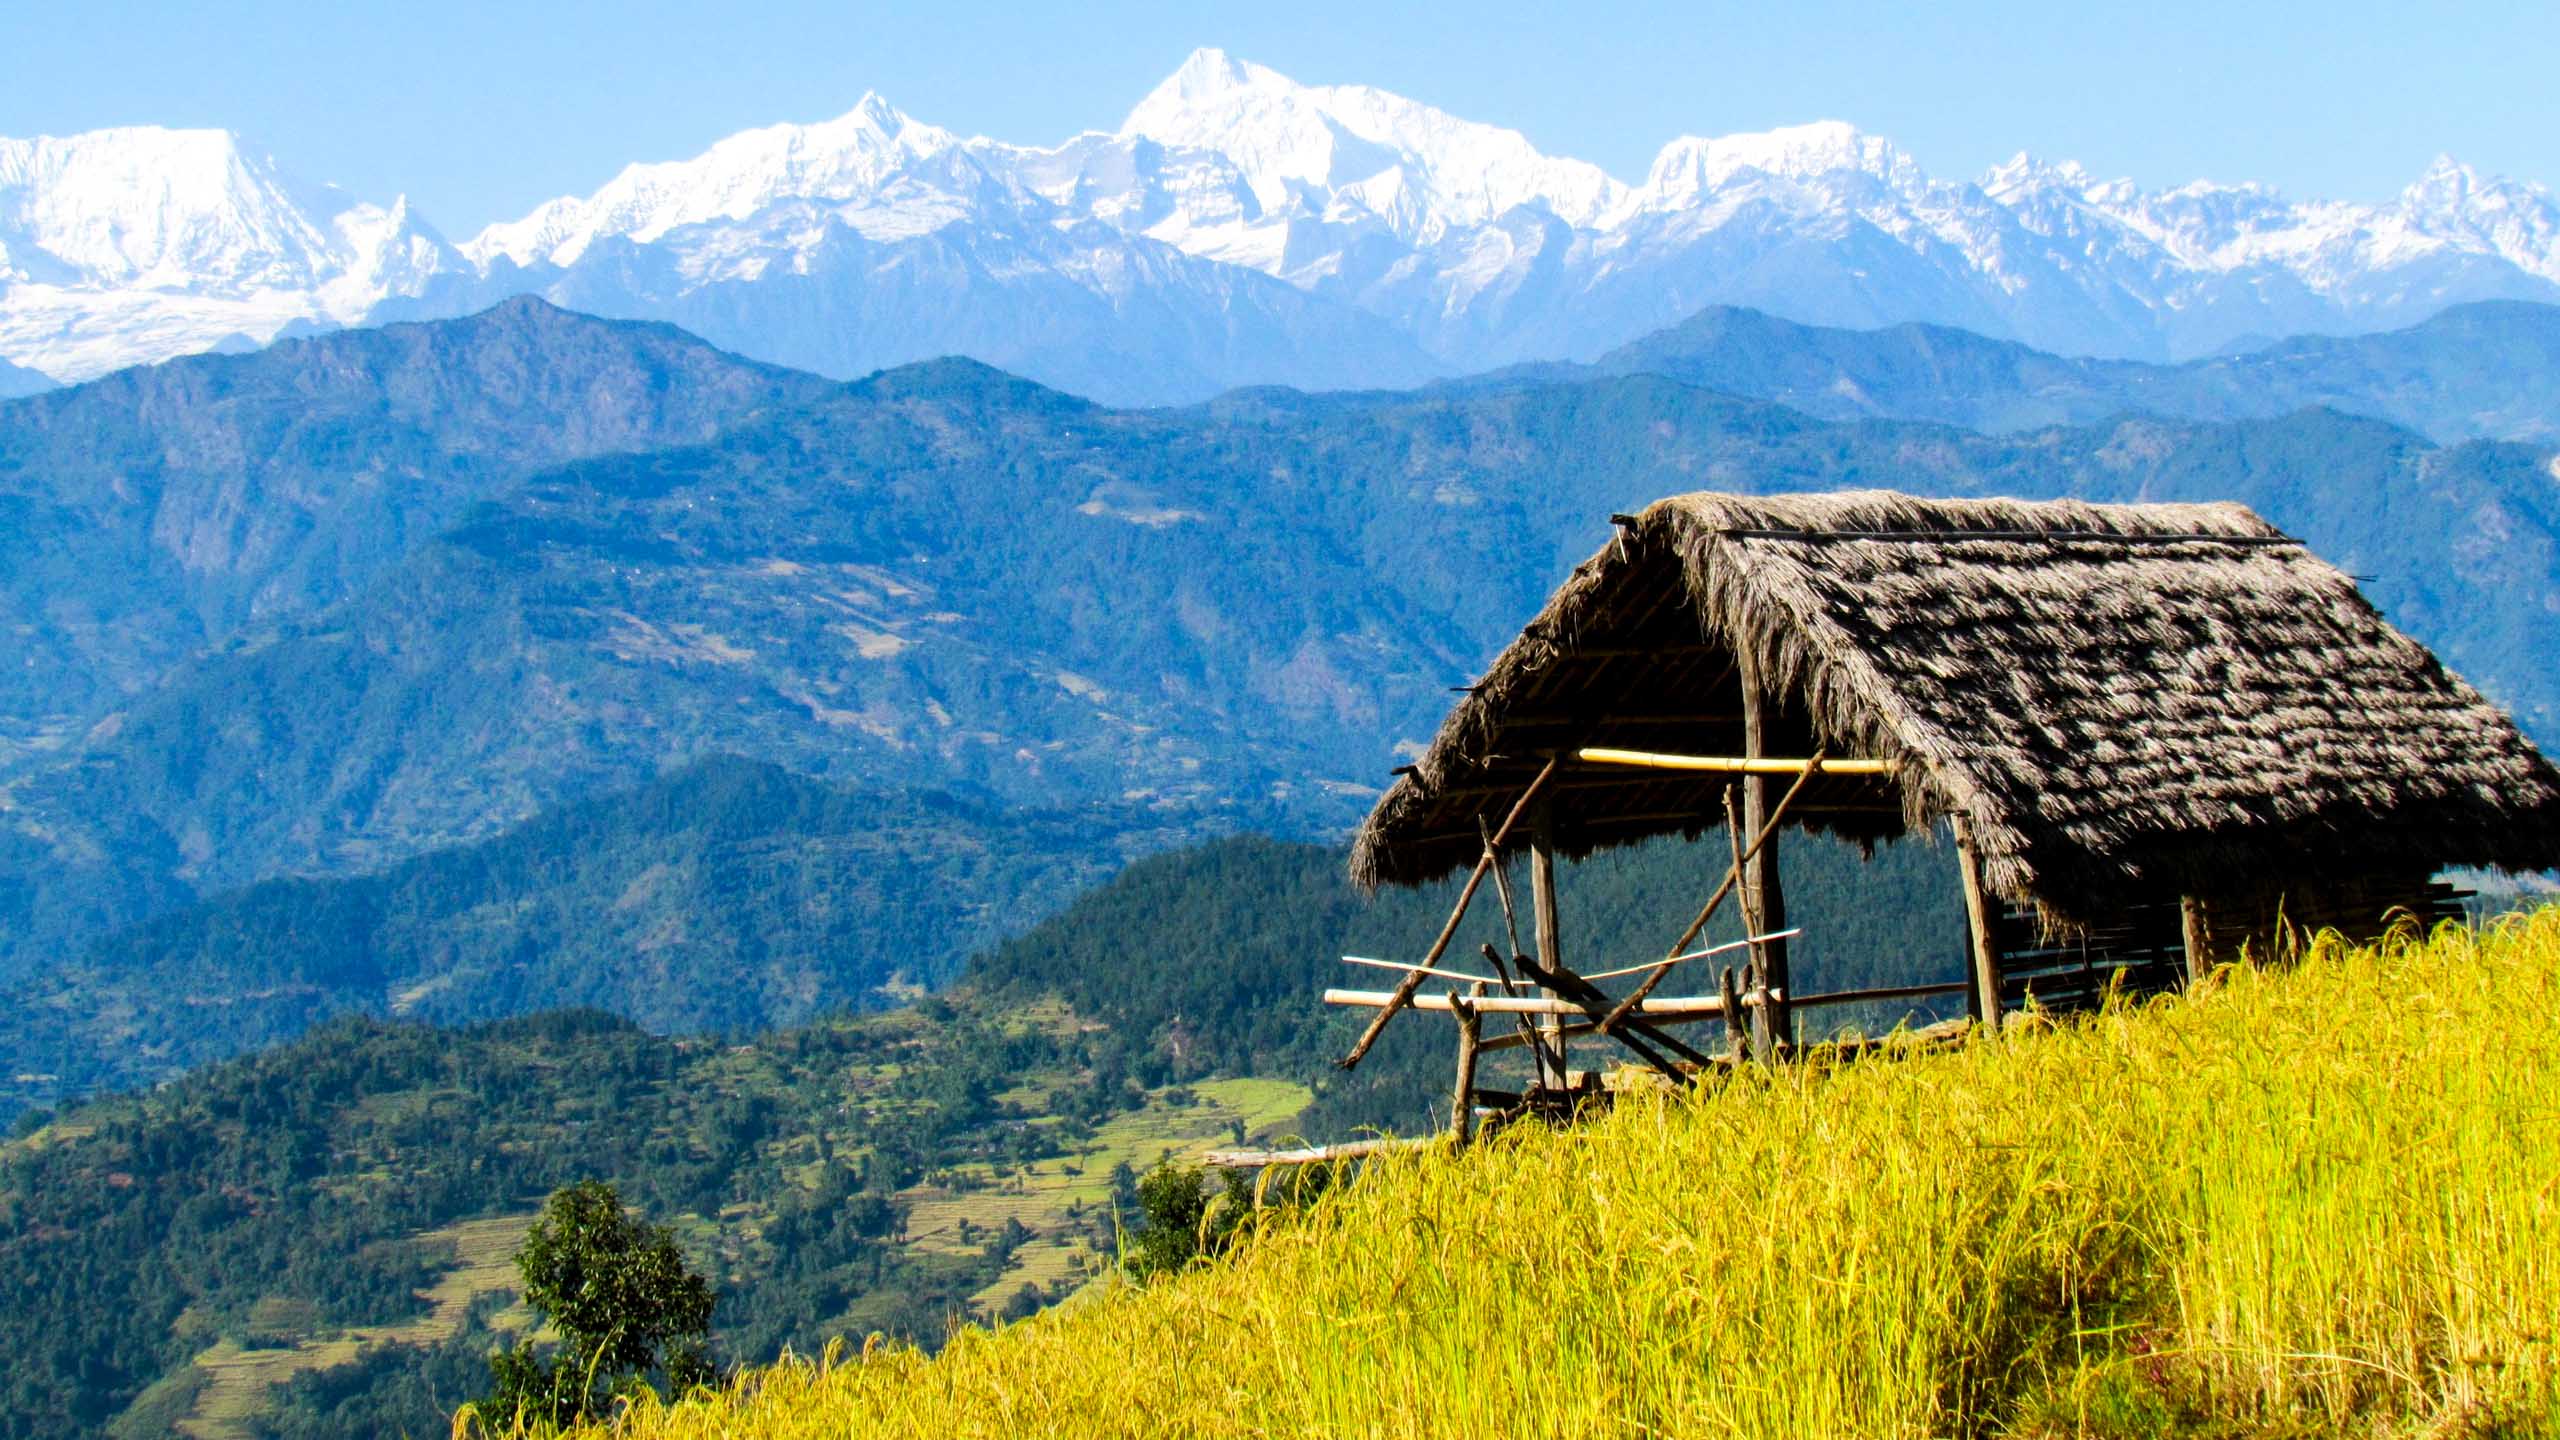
0 125 458 381
1121 46 1293 118
1115 48 1622 237
0 126 367 292
1642 120 1919 199
465 92 974 268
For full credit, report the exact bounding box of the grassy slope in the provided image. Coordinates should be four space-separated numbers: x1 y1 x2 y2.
570 912 2560 1440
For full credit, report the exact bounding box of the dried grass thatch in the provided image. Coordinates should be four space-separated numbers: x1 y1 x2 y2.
1351 490 2560 928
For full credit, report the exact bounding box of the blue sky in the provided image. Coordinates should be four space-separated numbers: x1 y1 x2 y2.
3 0 2548 232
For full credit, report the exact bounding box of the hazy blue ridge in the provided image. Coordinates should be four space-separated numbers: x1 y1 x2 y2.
5 302 2556 984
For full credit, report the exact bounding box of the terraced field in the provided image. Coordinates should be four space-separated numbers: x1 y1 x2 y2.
900 1076 1312 1314
172 1214 537 1440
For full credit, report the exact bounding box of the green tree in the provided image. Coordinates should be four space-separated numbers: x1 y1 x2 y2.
476 1181 716 1430
1120 1162 1254 1280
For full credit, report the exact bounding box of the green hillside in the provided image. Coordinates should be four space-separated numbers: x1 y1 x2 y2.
559 911 2560 1440
0 824 1968 1439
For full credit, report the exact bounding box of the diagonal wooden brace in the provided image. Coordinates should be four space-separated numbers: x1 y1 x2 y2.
1596 749 1828 1038
1337 755 1563 1070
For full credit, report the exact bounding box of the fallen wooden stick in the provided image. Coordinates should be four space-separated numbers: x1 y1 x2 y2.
1787 979 1972 1010
1202 1136 1434 1169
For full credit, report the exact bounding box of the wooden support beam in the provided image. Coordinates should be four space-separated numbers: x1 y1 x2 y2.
1718 965 1747 1064
1449 984 1484 1144
1725 783 1772 1058
1529 794 1567 1092
1739 652 1793 1052
1953 819 2006 1035
1338 755 1562 1070
2181 895 2214 984
1576 747 1893 776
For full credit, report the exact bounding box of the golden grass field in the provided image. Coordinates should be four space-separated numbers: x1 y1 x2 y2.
518 910 2560 1440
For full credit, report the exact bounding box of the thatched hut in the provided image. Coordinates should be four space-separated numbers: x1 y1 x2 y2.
1337 490 2560 1090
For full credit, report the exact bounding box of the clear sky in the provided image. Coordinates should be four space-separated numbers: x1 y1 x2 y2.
3 0 2549 234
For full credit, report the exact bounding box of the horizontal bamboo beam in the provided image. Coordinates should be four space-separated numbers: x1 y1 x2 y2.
1575 748 1894 776
1325 989 1742 1017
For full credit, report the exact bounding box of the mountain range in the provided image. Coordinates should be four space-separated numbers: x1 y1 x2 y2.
10 50 2560 401
6 297 2558 986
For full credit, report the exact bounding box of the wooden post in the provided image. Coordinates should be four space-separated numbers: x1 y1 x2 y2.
1529 794 1567 1092
1738 652 1792 1052
2180 895 2213 985
1450 983 1485 1144
1718 965 1747 1064
1953 818 2005 1035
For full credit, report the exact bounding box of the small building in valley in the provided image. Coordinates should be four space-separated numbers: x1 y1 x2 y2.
1328 490 2560 1114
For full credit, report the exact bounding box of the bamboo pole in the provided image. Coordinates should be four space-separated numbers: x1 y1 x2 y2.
1595 751 1826 1038
1574 748 1892 776
1338 755 1563 1070
1324 990 1737 1016
1573 928 1801 982
1340 955 1501 984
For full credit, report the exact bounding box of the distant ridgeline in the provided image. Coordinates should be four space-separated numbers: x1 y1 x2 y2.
3 299 2559 991
0 758 1171 1117
0 825 1959 1440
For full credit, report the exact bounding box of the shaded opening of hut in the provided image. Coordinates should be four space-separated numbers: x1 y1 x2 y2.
1332 490 2560 1117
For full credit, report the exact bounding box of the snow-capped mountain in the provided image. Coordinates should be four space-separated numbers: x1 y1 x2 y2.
8 49 2560 399
0 127 458 381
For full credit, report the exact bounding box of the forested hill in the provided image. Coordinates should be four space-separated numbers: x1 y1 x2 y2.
0 758 1180 1118
9 311 2558 980
0 296 823 758
0 826 1966 1440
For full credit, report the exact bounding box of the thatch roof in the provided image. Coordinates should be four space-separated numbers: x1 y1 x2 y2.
1352 490 2560 926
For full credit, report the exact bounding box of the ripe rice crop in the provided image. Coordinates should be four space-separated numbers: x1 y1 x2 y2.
494 910 2560 1439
